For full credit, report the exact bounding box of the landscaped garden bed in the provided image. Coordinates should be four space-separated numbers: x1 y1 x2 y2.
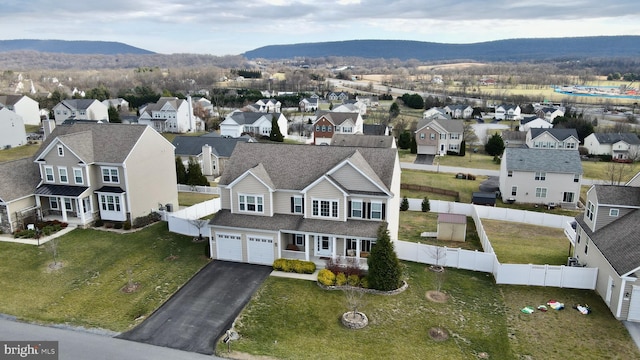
13 220 68 239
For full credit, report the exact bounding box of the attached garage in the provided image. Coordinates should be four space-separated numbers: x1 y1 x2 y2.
628 286 640 322
418 145 436 155
216 233 243 262
247 236 275 265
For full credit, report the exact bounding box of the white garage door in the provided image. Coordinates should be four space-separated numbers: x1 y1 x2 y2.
628 286 640 322
418 145 436 155
247 236 274 265
216 233 243 262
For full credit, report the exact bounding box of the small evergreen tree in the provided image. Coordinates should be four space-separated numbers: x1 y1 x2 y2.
389 102 400 119
186 157 209 186
398 131 411 150
400 196 409 211
459 140 466 156
367 225 402 291
108 106 121 123
485 133 505 157
175 157 188 184
410 135 417 154
269 115 284 142
422 196 430 212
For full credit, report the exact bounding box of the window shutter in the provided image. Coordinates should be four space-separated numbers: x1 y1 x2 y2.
366 202 371 219
301 198 304 214
382 203 386 220
290 197 294 213
348 201 351 217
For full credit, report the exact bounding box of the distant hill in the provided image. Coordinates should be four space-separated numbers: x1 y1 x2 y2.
243 36 640 62
0 39 155 55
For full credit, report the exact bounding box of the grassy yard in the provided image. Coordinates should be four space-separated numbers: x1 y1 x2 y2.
481 219 569 265
0 223 210 332
401 169 486 203
399 211 483 251
223 262 640 360
581 160 638 182
436 153 499 171
0 143 39 162
178 191 219 207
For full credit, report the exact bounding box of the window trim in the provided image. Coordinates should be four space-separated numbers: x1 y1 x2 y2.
292 196 303 214
57 145 64 157
58 167 68 184
609 208 619 217
535 187 547 198
312 198 339 219
73 168 84 185
49 197 59 210
351 199 363 218
44 165 55 182
238 194 264 213
534 172 546 181
370 201 383 220
101 167 120 183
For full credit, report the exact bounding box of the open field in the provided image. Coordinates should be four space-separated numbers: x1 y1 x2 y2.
0 223 209 332
224 262 640 360
481 219 569 265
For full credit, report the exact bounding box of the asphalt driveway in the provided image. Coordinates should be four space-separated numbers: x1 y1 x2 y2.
117 260 272 355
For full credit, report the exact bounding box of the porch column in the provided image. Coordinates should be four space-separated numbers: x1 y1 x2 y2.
304 234 310 261
276 232 281 260
60 196 68 222
356 237 361 258
331 236 336 258
35 196 42 220
77 198 85 224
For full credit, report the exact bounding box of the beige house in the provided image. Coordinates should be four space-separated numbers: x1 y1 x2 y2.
526 128 580 150
414 118 464 155
208 142 401 266
31 121 177 226
573 175 640 322
0 158 41 234
52 99 109 124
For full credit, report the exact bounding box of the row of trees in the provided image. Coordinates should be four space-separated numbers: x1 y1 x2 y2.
175 157 209 186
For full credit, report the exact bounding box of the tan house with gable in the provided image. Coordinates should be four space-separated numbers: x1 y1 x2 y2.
414 118 464 155
208 142 401 266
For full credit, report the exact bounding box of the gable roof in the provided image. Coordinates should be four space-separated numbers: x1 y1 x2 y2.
416 118 464 133
58 99 98 111
0 94 28 107
218 142 397 191
593 184 640 207
172 135 252 157
591 132 640 145
331 134 393 148
504 148 583 174
362 124 388 136
521 116 545 125
0 158 40 202
34 123 149 164
315 111 360 126
529 128 579 141
224 111 279 125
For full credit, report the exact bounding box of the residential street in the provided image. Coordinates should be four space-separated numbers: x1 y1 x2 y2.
0 317 218 360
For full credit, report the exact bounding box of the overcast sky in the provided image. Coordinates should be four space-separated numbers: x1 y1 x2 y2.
2 0 639 56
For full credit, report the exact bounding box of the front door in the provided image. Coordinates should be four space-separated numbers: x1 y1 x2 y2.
315 236 332 257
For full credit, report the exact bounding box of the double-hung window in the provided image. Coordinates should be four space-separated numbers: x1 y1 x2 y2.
74 168 84 184
371 202 383 220
535 172 546 181
351 200 363 218
44 166 54 182
239 194 263 213
535 187 547 198
58 167 68 184
312 199 338 218
102 167 119 183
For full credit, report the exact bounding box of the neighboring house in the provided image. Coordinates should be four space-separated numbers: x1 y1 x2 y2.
102 98 130 112
219 110 288 139
414 118 464 156
299 98 319 112
443 104 473 119
572 176 640 322
251 99 281 113
0 95 41 126
32 122 178 226
583 133 640 161
526 128 580 150
330 133 396 148
535 106 565 123
0 158 41 234
138 96 203 133
499 148 582 207
327 92 349 101
519 116 553 132
423 107 451 120
208 142 401 266
193 97 215 117
340 99 367 116
501 130 527 148
0 107 27 149
356 96 379 107
172 134 255 178
52 99 109 124
313 111 364 145
494 104 521 120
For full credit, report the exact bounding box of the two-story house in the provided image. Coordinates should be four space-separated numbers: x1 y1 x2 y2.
414 118 464 156
355 96 379 107
138 96 203 133
299 98 319 112
526 128 580 150
535 106 564 123
327 92 349 102
0 158 41 234
519 116 553 132
0 95 41 126
32 121 178 226
494 104 521 121
422 107 451 120
313 111 364 145
0 107 27 149
219 110 288 139
499 148 582 208
52 99 109 124
443 104 473 119
572 174 640 322
583 133 640 161
102 98 130 112
172 133 255 178
208 142 401 266
249 99 281 113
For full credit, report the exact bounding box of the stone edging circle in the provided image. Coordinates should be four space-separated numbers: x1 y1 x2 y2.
317 280 408 295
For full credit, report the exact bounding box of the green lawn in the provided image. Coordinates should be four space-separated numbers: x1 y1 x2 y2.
482 219 568 265
0 143 39 162
399 212 483 251
178 191 218 207
401 169 486 203
436 153 499 170
0 223 210 332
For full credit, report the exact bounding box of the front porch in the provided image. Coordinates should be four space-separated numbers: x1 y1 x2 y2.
280 232 373 269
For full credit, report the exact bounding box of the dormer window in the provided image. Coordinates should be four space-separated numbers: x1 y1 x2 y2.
57 145 64 157
239 194 263 213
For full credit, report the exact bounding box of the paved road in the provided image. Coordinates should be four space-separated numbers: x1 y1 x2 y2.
0 317 216 360
118 261 271 355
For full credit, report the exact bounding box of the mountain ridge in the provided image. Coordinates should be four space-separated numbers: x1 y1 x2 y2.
0 39 155 55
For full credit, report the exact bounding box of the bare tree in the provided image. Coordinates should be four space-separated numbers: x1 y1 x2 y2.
607 149 640 185
344 286 367 317
46 238 60 267
188 219 209 241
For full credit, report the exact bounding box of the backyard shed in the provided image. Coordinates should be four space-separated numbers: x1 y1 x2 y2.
472 192 496 206
437 213 467 242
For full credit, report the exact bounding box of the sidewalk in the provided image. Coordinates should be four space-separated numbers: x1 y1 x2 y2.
0 225 76 246
270 270 318 281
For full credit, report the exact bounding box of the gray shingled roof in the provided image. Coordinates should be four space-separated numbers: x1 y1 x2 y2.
225 112 279 125
362 124 387 136
315 112 359 126
0 158 40 202
592 132 640 145
529 128 578 141
331 134 393 148
141 97 185 113
34 123 149 164
576 212 640 276
593 185 640 207
416 118 463 133
504 148 583 174
0 94 24 107
60 99 99 111
218 142 397 191
210 209 381 238
521 116 543 125
172 135 252 158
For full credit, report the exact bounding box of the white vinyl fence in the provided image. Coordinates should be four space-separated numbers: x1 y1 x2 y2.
177 184 220 195
167 198 220 237
398 199 597 290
